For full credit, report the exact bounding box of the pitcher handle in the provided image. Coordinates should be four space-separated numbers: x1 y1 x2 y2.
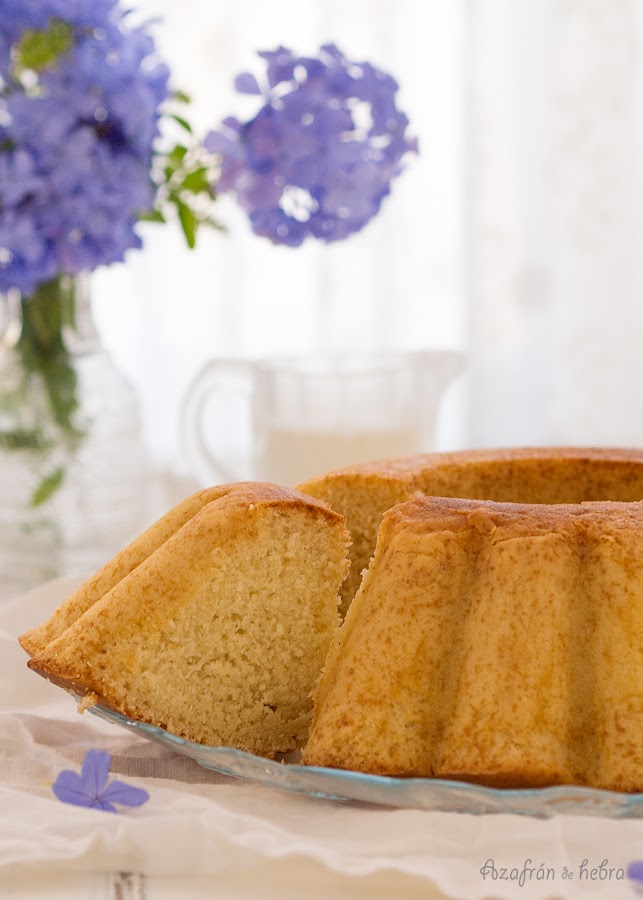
180 359 254 485
416 349 465 448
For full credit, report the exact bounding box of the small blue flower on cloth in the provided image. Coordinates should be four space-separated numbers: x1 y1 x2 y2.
52 749 149 813
628 861 643 895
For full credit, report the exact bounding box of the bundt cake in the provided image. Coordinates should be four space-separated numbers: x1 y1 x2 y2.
26 483 350 757
302 495 643 792
21 448 643 788
297 446 643 614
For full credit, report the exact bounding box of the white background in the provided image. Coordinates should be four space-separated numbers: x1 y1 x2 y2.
92 0 468 474
94 0 643 479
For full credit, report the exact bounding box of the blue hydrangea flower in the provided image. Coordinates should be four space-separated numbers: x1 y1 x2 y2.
0 0 120 78
0 0 119 29
205 43 418 247
52 749 149 813
0 4 170 293
629 861 643 895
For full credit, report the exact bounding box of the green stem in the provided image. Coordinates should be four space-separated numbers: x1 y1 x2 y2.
0 276 88 506
17 277 85 439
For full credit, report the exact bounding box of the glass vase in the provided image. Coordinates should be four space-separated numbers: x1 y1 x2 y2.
0 275 150 598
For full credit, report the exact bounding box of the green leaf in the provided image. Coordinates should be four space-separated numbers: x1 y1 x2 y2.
0 429 42 451
173 89 192 104
176 201 197 249
14 20 74 73
170 114 194 134
138 209 167 223
31 468 65 507
179 167 210 194
169 145 188 164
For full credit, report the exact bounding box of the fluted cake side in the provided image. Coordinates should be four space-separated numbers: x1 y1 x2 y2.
303 495 643 792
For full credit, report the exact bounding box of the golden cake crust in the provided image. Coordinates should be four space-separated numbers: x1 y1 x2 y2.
19 482 344 657
19 485 234 657
303 495 643 792
297 446 643 612
300 445 643 480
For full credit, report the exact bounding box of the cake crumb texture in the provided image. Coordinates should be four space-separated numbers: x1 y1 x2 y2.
27 483 350 758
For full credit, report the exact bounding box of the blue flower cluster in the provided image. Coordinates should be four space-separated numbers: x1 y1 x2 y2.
0 1 170 293
205 43 418 247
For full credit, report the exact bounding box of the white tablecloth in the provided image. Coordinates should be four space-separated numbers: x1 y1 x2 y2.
1 578 642 899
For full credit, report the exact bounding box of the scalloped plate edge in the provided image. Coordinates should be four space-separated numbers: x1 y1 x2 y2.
87 703 643 819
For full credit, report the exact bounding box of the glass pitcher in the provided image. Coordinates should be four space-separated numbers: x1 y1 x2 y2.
180 349 463 487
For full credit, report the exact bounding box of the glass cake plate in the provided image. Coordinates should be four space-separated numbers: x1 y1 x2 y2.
88 704 643 819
